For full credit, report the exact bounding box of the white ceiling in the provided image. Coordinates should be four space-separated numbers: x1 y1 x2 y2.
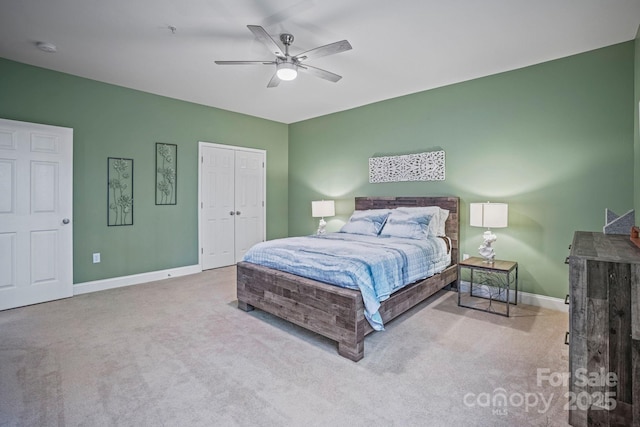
1 0 639 124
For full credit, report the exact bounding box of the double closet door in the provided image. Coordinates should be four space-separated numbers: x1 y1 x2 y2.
199 143 265 270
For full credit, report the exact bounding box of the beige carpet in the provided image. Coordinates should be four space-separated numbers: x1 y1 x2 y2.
0 267 570 426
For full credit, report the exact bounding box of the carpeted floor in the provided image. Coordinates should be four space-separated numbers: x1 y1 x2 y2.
0 266 570 426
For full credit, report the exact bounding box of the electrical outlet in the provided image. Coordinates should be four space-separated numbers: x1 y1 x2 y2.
463 253 470 260
93 253 101 263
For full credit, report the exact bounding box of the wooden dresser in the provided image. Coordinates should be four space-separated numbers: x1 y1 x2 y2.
568 231 639 426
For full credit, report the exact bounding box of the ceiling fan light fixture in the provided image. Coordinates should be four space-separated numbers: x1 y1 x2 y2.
215 25 351 87
276 62 297 81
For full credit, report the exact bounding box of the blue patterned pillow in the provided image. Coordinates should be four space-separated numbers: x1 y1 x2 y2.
396 206 449 236
340 209 392 236
379 210 434 240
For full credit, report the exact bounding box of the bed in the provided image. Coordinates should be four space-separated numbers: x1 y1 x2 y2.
236 196 459 361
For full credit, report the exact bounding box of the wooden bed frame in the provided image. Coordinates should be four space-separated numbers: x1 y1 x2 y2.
236 196 459 361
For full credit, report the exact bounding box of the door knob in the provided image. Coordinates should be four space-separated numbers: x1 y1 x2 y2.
229 211 235 216
236 211 241 216
62 218 70 224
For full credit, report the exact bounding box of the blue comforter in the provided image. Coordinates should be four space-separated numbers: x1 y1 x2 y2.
242 233 451 330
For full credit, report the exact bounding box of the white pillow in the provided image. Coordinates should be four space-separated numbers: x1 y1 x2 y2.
396 206 449 237
340 209 392 236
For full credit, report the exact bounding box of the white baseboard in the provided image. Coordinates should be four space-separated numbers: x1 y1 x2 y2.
73 264 202 295
518 290 568 313
458 281 568 313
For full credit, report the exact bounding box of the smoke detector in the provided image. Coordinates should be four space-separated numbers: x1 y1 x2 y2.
36 42 57 53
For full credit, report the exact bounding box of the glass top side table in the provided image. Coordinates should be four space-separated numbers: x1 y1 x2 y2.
457 257 518 317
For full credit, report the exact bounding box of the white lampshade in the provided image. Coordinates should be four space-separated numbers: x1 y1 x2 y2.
312 200 335 218
470 202 508 228
276 62 298 81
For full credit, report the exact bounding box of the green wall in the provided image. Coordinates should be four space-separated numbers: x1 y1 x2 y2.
0 58 289 284
289 42 635 299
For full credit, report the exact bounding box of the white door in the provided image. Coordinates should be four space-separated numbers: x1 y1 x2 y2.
201 146 236 270
199 143 265 270
234 150 264 261
0 118 73 311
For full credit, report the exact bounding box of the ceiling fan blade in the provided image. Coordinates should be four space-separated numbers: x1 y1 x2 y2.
298 64 342 83
247 25 285 58
267 73 281 88
294 40 352 62
214 60 275 65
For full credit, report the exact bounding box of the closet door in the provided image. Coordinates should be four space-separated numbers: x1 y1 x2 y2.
201 146 235 270
234 150 264 261
199 143 265 270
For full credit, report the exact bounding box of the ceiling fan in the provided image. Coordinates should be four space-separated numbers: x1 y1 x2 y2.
215 25 352 88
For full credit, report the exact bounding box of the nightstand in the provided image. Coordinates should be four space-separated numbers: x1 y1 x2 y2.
457 257 518 317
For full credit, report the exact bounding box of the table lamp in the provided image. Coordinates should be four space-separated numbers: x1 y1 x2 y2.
311 200 335 235
470 202 508 263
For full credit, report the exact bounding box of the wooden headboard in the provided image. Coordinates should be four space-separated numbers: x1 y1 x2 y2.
355 196 460 264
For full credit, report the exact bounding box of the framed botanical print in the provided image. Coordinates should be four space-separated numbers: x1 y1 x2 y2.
156 143 177 205
108 157 134 226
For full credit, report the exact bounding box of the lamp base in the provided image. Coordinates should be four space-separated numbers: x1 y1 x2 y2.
316 218 327 235
478 229 497 263
479 255 495 264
